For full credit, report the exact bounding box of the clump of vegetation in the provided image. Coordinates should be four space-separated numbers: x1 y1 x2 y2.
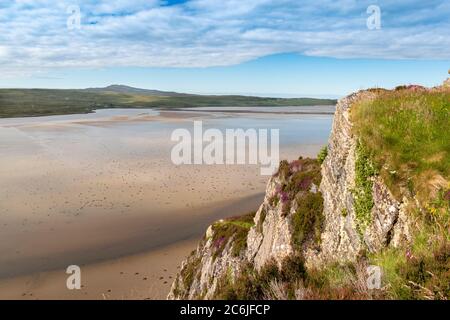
272 158 325 249
279 254 307 283
214 254 381 300
283 158 321 195
275 160 290 181
394 84 427 92
211 212 255 259
368 184 449 300
291 192 324 250
256 209 267 233
317 145 328 164
298 260 386 300
214 255 307 300
403 243 450 299
213 262 261 300
352 141 376 235
176 250 202 296
424 187 450 229
272 158 325 250
272 158 322 216
370 243 449 300
341 208 348 217
268 194 279 207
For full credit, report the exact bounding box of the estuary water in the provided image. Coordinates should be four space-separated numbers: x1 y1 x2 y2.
0 106 334 279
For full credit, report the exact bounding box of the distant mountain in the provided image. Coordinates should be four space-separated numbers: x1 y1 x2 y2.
85 84 191 97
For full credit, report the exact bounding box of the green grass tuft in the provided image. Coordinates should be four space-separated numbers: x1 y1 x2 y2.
317 145 328 164
352 141 376 235
211 212 255 259
292 192 324 250
179 251 202 294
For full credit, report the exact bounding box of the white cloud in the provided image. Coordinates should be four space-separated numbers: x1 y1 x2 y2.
0 0 449 77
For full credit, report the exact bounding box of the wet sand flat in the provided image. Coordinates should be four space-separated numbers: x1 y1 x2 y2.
0 107 333 299
0 237 199 300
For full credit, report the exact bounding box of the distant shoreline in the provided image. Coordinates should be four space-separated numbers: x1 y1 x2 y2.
163 106 335 115
0 104 337 120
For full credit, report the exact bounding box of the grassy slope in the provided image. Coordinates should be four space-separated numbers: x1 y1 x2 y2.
351 86 449 299
351 87 449 203
0 89 337 118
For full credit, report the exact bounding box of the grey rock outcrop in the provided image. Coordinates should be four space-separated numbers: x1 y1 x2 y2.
246 178 296 270
167 233 244 299
305 92 410 267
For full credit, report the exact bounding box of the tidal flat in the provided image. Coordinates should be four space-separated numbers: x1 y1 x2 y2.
0 106 334 299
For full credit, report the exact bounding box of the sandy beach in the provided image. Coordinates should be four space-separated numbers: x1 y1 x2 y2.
0 237 199 300
0 107 333 299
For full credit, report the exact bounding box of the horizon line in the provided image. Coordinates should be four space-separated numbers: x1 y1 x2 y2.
0 84 341 100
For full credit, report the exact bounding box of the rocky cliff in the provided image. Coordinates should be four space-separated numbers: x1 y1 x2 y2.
168 87 448 300
304 92 411 269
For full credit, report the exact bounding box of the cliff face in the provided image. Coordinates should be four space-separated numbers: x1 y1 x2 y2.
305 92 411 268
167 208 262 299
168 92 412 300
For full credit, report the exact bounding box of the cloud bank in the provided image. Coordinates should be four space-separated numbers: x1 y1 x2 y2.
0 0 449 75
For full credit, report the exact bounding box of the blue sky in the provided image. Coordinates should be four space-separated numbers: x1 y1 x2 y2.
0 0 449 97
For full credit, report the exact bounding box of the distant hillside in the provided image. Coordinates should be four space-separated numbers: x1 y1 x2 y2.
85 84 190 97
0 85 337 118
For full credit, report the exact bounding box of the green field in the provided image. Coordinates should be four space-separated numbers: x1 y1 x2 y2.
0 86 337 118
